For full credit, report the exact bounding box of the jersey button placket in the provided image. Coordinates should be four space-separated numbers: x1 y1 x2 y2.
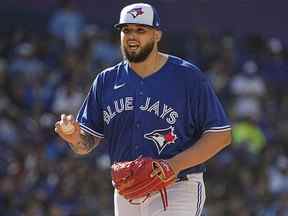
133 80 145 154
136 122 141 128
134 121 141 150
139 80 144 96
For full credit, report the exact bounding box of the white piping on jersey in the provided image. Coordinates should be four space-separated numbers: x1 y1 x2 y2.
79 123 104 138
207 125 231 129
202 125 231 134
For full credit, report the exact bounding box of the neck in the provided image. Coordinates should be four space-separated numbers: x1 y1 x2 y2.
129 52 168 78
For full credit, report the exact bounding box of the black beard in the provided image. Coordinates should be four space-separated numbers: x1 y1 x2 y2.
122 40 155 63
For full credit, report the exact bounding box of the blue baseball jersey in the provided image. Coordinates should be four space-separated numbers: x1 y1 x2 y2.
77 55 231 176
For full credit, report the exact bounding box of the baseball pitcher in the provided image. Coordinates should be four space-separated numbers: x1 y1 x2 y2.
55 3 232 216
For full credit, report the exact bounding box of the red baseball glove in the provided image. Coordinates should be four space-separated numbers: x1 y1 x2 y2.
111 156 176 210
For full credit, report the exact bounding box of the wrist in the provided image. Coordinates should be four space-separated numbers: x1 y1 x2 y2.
68 136 81 146
68 141 89 155
167 158 181 176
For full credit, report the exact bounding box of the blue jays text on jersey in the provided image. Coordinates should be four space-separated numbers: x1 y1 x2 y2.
103 96 178 125
77 55 231 176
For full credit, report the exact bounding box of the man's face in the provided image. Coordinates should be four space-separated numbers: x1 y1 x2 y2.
120 24 159 63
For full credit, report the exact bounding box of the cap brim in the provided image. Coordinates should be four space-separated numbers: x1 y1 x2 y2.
114 23 125 30
114 23 160 30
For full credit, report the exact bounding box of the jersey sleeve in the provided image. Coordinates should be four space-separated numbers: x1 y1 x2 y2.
76 74 104 138
191 78 231 135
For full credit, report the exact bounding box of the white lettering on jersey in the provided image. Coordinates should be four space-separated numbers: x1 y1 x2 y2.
103 97 178 125
103 110 110 125
160 104 173 119
125 97 134 110
147 101 160 116
103 97 133 125
139 97 150 111
107 106 116 119
115 98 124 113
166 111 178 125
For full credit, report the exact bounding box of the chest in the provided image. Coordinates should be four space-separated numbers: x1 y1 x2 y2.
101 76 189 126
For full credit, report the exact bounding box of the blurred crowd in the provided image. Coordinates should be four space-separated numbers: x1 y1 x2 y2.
0 1 288 215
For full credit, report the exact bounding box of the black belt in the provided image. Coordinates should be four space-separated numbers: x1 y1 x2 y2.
175 176 189 183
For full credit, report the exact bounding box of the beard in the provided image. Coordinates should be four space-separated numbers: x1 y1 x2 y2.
122 40 155 63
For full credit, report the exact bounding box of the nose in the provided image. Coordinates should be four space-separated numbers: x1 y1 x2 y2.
126 30 137 40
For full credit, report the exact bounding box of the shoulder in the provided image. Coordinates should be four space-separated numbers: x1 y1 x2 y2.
98 61 124 79
92 61 125 85
167 55 207 83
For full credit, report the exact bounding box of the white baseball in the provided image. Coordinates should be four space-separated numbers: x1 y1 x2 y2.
61 122 75 135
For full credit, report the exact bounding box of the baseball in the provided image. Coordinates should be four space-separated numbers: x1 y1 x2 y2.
61 122 75 135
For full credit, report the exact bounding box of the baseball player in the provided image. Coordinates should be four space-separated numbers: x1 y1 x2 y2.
55 3 232 216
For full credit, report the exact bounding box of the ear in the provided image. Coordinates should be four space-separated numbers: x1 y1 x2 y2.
154 30 162 42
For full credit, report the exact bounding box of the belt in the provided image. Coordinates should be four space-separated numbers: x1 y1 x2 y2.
175 176 189 183
175 172 203 183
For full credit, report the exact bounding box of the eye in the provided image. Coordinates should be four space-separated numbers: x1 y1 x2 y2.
137 28 146 34
122 28 130 34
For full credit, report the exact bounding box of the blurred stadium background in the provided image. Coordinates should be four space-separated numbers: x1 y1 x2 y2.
0 0 287 215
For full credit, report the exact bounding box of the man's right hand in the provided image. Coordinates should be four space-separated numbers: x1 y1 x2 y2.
54 114 102 155
54 114 81 145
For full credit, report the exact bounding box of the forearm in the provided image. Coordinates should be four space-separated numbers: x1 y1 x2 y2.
168 131 232 174
68 130 101 155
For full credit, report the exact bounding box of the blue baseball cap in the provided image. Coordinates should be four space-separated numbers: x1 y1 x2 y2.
114 3 160 30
